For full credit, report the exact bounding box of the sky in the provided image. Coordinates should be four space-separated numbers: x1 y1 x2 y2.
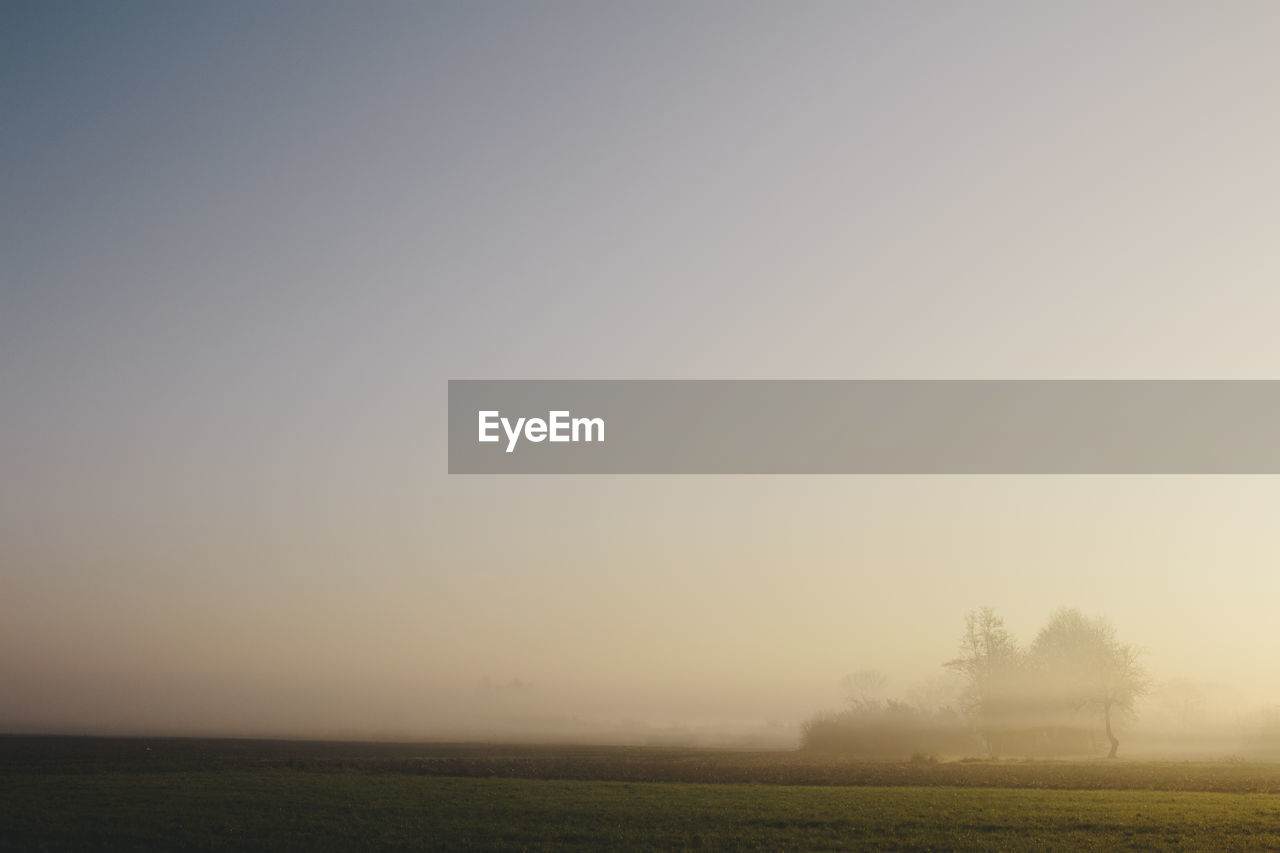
4 1 1280 741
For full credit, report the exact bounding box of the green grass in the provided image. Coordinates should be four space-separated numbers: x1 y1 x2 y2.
6 738 1280 850
5 771 1280 851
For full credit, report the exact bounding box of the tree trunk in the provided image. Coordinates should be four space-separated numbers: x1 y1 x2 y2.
1104 701 1119 758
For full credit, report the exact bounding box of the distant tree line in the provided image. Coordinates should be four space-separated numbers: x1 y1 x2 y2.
800 699 977 759
802 607 1150 759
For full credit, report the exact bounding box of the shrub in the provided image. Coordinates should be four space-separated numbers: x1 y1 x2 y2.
800 700 981 758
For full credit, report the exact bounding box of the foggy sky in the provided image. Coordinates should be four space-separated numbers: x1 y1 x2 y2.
5 1 1280 740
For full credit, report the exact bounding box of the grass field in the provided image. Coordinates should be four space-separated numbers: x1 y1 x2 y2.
5 736 1280 850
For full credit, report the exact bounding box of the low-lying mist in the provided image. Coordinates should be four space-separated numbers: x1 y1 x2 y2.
11 603 1280 763
801 607 1280 762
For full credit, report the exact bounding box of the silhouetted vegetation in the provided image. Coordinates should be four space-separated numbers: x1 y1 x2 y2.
800 700 978 758
1030 608 1151 757
805 606 1151 759
939 606 1151 759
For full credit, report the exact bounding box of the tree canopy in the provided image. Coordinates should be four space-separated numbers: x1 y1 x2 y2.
946 607 1150 758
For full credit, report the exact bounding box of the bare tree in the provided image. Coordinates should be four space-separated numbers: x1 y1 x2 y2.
841 669 889 707
945 607 1025 756
1030 608 1151 758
